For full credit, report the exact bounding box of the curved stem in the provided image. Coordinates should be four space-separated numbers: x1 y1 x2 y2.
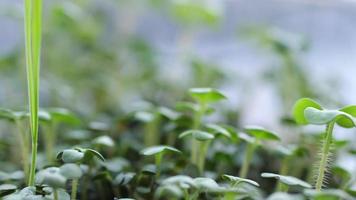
315 122 334 191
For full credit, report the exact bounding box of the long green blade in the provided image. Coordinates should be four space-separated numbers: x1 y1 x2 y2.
24 0 42 186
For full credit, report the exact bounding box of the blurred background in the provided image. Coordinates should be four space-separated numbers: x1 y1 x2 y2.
0 0 355 171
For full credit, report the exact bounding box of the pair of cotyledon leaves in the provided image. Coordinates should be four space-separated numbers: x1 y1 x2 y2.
293 98 356 127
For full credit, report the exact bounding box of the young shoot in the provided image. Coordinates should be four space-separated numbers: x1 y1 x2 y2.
24 0 43 186
180 88 226 174
293 98 356 191
140 145 181 177
239 126 280 178
57 147 105 200
261 172 311 192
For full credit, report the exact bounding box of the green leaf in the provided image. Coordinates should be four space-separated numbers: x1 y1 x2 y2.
82 148 105 162
239 133 256 144
60 164 82 179
304 189 354 200
140 145 181 156
161 175 196 189
38 110 51 121
189 88 226 104
179 130 214 141
244 126 280 141
158 107 181 120
114 172 136 186
47 108 81 125
266 192 304 200
222 174 260 187
293 98 322 125
0 184 17 197
261 173 311 188
36 167 67 188
305 107 356 127
141 164 157 175
134 111 155 123
193 177 222 191
155 185 183 199
58 149 84 163
93 136 115 147
337 105 356 127
205 124 231 138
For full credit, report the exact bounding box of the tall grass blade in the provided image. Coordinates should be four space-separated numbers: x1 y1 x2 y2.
24 0 42 186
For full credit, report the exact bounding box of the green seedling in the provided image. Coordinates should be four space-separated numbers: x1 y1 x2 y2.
222 174 260 200
24 0 43 186
40 108 81 162
239 126 280 178
293 98 356 191
0 184 17 198
140 145 181 177
222 174 259 188
179 127 231 174
261 172 311 192
180 88 226 174
0 109 30 180
155 175 224 200
35 167 68 200
273 145 308 191
3 186 70 200
57 147 104 200
134 105 181 147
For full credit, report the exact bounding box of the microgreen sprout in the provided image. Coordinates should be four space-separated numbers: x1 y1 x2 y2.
140 145 181 177
261 172 312 192
293 98 356 191
239 126 280 178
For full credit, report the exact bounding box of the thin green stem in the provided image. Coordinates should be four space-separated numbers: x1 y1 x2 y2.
144 114 161 147
315 122 334 191
239 143 256 178
276 157 290 191
71 179 78 200
54 189 59 200
191 103 205 167
197 141 210 174
155 153 163 178
24 0 42 186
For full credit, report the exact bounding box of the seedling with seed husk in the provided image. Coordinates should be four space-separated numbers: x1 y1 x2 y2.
57 147 104 200
39 108 81 162
261 172 311 192
238 126 280 178
140 145 181 177
179 88 227 174
24 0 43 187
0 109 30 180
293 98 356 191
35 167 70 200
